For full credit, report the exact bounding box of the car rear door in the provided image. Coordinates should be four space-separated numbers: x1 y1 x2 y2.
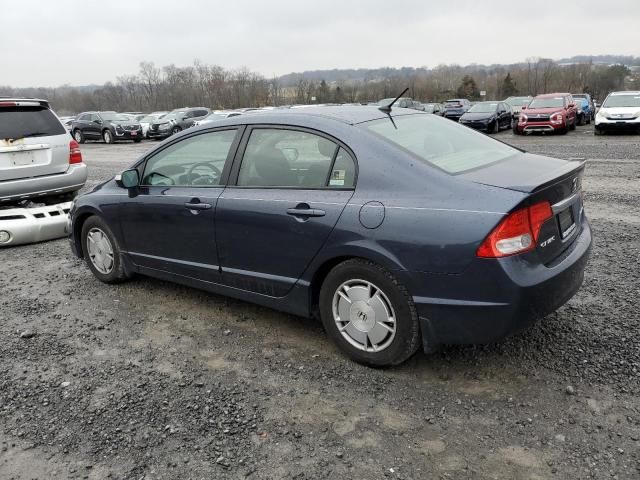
216 126 357 297
0 102 69 183
117 128 241 282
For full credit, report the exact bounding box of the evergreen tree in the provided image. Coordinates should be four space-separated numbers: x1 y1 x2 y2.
456 75 480 99
501 73 518 96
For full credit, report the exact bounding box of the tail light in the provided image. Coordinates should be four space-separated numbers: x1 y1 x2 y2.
69 139 83 164
477 201 553 258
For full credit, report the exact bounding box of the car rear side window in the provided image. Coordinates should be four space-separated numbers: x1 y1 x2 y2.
0 107 65 140
237 128 354 189
142 129 237 187
363 114 518 174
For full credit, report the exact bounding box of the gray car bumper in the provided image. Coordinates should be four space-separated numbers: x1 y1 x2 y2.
0 164 87 203
0 202 72 247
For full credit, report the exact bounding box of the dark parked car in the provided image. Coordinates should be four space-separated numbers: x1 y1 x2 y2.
68 106 591 366
442 98 471 120
504 96 533 123
147 107 210 140
72 112 142 144
422 103 444 115
459 101 512 133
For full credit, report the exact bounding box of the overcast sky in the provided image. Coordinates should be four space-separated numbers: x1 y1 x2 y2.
2 0 639 87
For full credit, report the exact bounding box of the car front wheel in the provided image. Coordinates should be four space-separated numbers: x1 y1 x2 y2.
103 130 114 144
319 259 421 367
172 126 182 135
81 216 128 284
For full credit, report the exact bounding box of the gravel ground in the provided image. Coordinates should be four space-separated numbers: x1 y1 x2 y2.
1 124 639 479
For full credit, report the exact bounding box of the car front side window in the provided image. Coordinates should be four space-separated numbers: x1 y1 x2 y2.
237 128 352 188
142 129 237 187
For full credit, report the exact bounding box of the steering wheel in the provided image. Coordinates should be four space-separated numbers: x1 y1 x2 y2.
187 162 221 186
147 172 175 186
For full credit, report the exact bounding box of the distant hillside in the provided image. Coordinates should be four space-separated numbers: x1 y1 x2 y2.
278 54 640 86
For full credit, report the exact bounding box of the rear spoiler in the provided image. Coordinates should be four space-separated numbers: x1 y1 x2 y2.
0 99 50 108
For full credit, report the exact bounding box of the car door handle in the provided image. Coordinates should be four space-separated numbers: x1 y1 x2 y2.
184 201 212 210
286 207 325 218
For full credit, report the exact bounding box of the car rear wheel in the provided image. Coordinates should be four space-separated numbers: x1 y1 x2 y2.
103 130 114 144
73 129 85 144
81 216 128 284
492 120 500 134
319 259 421 367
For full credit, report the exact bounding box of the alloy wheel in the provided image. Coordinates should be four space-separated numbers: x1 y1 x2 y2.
86 228 115 274
332 279 397 352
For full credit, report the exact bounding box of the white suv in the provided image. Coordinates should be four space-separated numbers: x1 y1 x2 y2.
595 91 640 135
1 98 87 204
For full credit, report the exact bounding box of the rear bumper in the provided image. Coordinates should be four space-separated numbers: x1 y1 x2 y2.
0 163 87 203
0 202 72 247
410 217 592 348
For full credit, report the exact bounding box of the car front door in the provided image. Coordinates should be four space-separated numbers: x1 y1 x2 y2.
216 127 357 297
117 128 241 282
85 113 103 139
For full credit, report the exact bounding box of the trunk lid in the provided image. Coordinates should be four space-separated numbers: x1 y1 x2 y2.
464 152 586 264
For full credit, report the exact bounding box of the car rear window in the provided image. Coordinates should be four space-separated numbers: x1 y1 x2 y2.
0 106 66 140
362 114 518 174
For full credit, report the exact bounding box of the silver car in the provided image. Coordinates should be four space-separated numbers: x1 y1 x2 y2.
1 98 87 245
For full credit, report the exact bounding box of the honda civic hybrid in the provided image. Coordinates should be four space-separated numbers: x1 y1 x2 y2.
68 106 591 366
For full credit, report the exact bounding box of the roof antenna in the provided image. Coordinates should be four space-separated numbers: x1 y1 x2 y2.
378 87 409 113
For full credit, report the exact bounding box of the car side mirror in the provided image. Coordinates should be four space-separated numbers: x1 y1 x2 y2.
521 105 526 110
116 169 140 189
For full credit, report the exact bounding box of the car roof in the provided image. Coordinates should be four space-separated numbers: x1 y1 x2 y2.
535 93 570 98
236 105 423 126
610 91 640 96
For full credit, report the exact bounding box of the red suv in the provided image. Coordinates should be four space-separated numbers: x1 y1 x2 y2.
514 93 577 135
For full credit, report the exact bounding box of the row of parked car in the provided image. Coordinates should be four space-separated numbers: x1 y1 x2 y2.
379 93 599 135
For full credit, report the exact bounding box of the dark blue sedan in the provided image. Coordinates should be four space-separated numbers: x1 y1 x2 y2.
68 106 592 366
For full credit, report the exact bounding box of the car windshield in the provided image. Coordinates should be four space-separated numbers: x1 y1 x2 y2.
468 103 498 113
203 113 228 121
505 97 530 107
363 114 517 174
101 113 129 122
528 97 564 108
602 94 640 108
140 114 162 123
160 113 178 122
0 106 66 140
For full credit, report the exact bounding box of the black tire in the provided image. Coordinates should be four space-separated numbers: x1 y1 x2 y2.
172 126 182 135
594 128 604 136
41 191 77 205
558 127 568 135
569 117 576 131
103 129 114 144
73 129 85 144
513 125 522 135
577 114 585 126
318 259 421 367
81 216 129 284
134 138 142 143
492 120 500 134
